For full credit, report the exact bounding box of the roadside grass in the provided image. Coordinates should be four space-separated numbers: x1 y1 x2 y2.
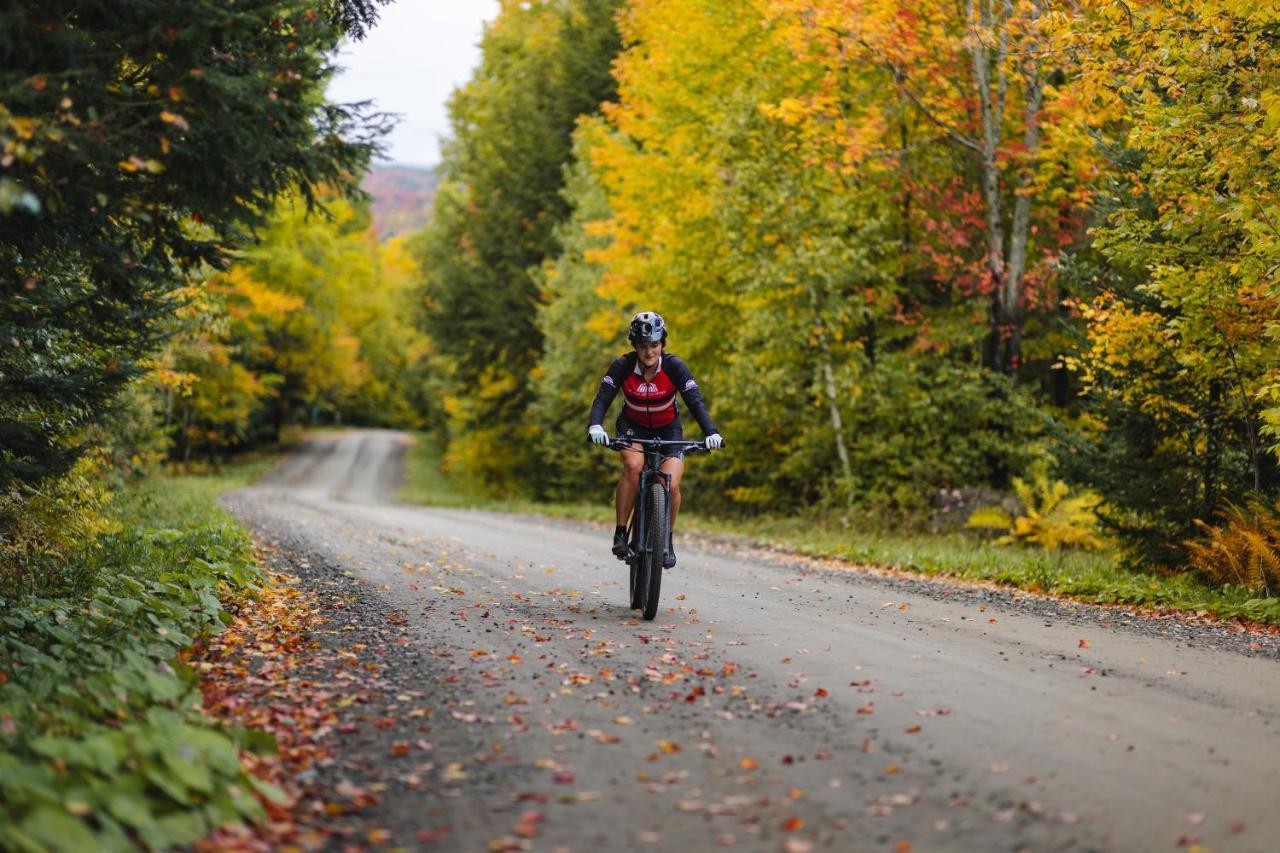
399 432 1280 626
0 457 279 852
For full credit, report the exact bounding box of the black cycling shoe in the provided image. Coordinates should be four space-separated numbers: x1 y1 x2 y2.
612 528 629 558
663 539 676 569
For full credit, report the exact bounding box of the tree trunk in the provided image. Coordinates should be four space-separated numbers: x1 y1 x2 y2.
808 286 854 502
967 0 1045 377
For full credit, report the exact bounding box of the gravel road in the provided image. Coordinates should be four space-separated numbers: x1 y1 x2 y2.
224 429 1280 852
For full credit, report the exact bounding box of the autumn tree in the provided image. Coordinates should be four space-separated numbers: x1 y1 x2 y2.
1063 0 1280 564
159 195 429 460
0 0 389 493
414 0 621 492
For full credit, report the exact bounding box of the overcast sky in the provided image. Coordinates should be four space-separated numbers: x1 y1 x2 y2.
327 2 501 168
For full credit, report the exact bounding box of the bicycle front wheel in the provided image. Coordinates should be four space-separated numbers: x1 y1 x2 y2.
642 482 667 621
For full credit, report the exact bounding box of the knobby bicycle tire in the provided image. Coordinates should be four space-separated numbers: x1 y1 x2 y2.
642 482 666 621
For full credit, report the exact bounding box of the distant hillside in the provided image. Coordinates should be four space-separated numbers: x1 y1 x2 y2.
361 164 440 240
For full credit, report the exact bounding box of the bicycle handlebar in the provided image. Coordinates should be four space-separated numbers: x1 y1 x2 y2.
597 435 724 454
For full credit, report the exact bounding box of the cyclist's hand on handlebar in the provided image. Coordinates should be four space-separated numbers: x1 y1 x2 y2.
705 433 724 450
589 424 609 446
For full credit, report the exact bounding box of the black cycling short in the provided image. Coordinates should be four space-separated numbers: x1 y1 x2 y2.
615 415 686 459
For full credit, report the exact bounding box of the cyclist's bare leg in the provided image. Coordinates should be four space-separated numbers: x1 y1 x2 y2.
661 456 684 532
615 444 644 526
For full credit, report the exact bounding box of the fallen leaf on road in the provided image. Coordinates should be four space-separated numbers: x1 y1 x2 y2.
739 757 758 770
904 724 922 734
1079 639 1090 648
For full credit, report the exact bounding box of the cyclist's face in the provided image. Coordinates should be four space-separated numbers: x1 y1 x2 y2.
635 340 662 367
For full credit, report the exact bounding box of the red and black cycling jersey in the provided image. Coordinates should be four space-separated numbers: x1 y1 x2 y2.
589 352 718 435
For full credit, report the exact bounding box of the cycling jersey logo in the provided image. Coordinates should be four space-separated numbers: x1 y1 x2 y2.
637 382 659 396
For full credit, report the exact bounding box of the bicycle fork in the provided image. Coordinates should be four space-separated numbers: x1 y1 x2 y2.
627 468 672 561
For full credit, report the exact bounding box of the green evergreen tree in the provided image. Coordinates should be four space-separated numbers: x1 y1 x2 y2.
0 0 390 491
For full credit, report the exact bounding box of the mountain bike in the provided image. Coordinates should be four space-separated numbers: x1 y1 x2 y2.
603 436 716 621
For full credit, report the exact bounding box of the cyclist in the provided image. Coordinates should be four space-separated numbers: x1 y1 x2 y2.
588 311 723 567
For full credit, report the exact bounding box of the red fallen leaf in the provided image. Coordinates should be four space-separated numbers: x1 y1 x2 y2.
988 618 998 624
814 687 828 698
857 704 875 715
1230 820 1246 833
552 772 575 784
780 755 795 765
417 830 440 843
904 724 922 734
520 810 544 824
739 757 758 770
338 722 358 733
814 751 832 760
780 816 804 831
390 742 412 756
514 822 539 838
1079 639 1090 648
895 842 913 853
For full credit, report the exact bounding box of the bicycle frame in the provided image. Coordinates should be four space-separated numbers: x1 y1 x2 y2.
610 436 709 559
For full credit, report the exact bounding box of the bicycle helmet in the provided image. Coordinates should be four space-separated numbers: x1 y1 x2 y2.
628 311 668 345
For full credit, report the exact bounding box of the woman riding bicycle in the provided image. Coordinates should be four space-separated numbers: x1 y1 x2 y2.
588 312 723 567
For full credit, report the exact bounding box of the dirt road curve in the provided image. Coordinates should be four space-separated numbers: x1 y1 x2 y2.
225 429 1280 852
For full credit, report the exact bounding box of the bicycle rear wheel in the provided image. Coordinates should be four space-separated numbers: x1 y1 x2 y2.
641 482 666 621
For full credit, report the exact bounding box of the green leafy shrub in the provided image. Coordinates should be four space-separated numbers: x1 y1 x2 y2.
0 476 271 851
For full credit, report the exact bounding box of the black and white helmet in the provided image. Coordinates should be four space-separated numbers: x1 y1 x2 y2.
628 311 667 345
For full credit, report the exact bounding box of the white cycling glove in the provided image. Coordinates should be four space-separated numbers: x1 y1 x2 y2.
705 433 723 450
589 424 609 445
